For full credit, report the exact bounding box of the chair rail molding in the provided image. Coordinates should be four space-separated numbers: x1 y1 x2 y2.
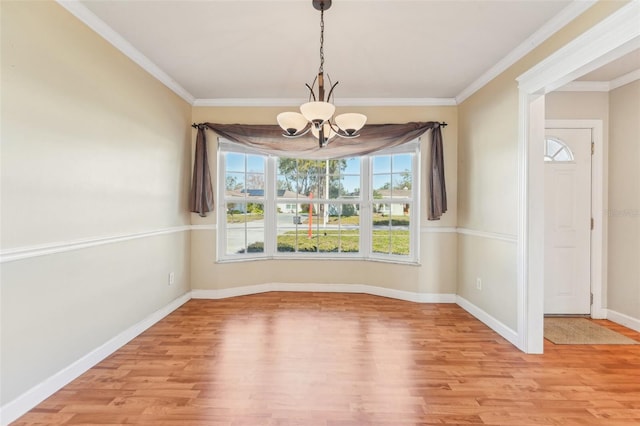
0 226 191 263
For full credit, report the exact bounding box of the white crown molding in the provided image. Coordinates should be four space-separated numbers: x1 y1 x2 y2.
56 0 606 109
456 227 518 243
56 0 195 105
0 226 191 263
555 80 611 92
0 292 192 426
555 69 640 92
517 1 640 94
456 295 519 346
193 98 458 107
333 98 458 107
456 0 598 104
192 283 457 304
610 68 640 91
194 98 308 107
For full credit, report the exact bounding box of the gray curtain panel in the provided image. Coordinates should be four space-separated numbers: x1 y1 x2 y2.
189 121 446 219
428 124 447 220
189 125 214 217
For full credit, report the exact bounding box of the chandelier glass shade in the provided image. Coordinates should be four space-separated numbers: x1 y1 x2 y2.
277 0 367 147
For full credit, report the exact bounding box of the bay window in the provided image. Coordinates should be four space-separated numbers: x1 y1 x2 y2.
218 139 419 263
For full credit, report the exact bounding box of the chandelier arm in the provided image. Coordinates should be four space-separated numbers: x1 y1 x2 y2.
327 120 362 139
327 120 360 139
326 80 339 104
281 126 312 138
305 83 317 102
335 132 361 140
326 120 340 134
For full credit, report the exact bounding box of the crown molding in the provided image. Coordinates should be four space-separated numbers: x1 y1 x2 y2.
517 1 640 94
455 0 597 104
555 81 611 92
610 68 640 91
57 0 605 109
555 69 640 92
193 98 457 107
56 0 195 105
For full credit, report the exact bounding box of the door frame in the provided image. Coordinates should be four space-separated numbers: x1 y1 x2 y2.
515 2 639 353
545 120 605 318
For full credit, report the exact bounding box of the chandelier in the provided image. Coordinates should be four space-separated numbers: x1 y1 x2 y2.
277 0 367 148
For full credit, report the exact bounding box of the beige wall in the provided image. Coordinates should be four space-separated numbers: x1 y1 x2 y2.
608 80 640 319
1 0 634 412
190 106 458 294
545 91 610 142
546 91 610 120
456 0 627 330
0 1 192 404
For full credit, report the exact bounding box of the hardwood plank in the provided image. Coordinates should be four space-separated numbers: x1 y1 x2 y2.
11 292 640 425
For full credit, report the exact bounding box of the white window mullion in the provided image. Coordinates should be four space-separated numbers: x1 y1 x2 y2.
361 156 372 257
264 156 277 256
216 144 226 261
411 143 420 262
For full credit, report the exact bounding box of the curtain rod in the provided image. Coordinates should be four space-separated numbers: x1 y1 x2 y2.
192 122 447 129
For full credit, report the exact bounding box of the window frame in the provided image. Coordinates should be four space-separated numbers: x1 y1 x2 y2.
217 139 420 264
367 147 420 262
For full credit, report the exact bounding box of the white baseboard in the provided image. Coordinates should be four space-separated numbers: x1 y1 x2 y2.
0 292 192 426
191 283 457 304
606 309 640 333
455 295 519 346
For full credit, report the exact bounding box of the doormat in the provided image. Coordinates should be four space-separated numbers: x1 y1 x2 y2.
544 317 638 345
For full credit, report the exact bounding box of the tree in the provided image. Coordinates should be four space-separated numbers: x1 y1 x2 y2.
394 169 412 190
225 175 243 191
277 159 347 198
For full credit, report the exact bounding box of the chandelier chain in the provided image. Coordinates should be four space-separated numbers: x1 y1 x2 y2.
319 6 324 73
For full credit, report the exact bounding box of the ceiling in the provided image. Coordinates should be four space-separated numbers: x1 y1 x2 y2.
74 0 588 104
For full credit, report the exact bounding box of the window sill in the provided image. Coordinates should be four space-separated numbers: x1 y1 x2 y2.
216 255 420 266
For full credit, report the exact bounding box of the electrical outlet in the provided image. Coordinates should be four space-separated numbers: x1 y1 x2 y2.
169 272 175 286
476 277 482 290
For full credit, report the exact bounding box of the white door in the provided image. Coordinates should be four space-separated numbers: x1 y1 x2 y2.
544 128 592 315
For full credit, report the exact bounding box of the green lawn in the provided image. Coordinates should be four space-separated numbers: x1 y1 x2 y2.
244 229 410 255
226 213 264 223
326 214 409 227
276 230 360 253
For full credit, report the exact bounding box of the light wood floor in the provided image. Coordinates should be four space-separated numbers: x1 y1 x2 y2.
13 292 640 425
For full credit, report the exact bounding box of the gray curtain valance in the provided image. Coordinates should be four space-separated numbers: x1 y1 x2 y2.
189 121 447 220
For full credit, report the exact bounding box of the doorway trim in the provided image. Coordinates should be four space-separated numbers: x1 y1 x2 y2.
515 1 639 354
545 119 605 319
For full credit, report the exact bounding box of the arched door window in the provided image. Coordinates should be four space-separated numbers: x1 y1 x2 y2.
544 137 574 162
